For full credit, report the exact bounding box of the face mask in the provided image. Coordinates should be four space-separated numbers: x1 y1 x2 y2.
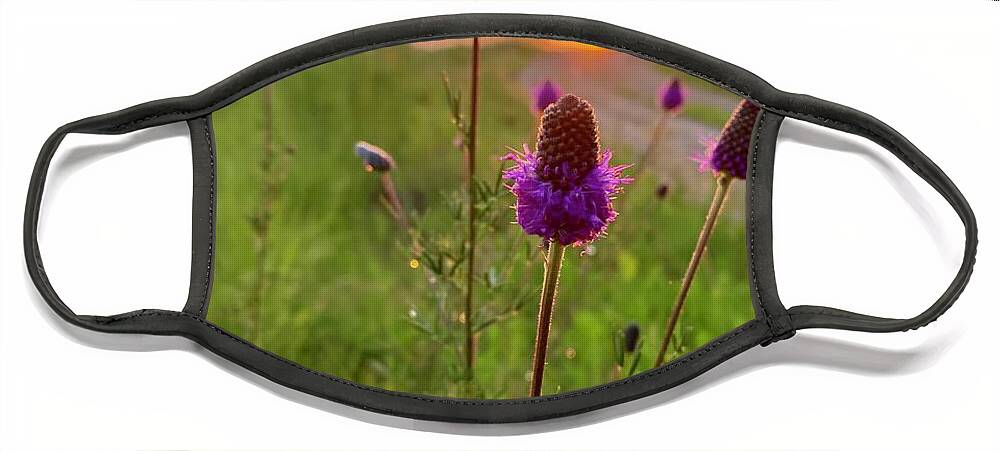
25 14 977 424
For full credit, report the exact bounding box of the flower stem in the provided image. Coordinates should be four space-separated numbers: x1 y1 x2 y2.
247 87 296 343
635 111 669 175
248 85 276 343
463 37 480 380
530 240 566 397
613 364 623 381
378 173 408 228
654 174 733 367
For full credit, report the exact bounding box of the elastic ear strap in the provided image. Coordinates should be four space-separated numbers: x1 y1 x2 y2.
777 98 978 333
24 124 80 326
24 118 191 334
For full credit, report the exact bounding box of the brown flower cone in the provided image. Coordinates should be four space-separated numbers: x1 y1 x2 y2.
535 94 601 188
712 100 761 179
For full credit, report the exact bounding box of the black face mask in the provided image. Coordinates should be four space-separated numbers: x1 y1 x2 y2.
24 14 977 424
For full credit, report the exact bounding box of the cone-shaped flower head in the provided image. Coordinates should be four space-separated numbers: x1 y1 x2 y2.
504 94 631 246
532 80 563 114
658 79 685 112
355 141 396 172
623 323 641 353
534 94 602 188
694 100 761 179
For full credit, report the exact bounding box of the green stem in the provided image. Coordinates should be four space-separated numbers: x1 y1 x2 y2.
654 174 733 367
248 85 276 343
463 37 480 379
529 241 566 397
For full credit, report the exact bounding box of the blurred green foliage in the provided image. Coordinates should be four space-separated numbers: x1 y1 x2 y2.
208 39 754 399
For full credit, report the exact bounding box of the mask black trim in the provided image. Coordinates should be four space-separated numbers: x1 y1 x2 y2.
745 111 794 345
24 13 976 423
182 117 216 318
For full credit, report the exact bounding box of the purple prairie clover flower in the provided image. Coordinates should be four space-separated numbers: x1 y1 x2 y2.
658 79 685 112
503 94 631 247
531 80 563 114
636 79 685 175
692 100 761 179
515 95 630 396
692 136 716 173
657 100 761 368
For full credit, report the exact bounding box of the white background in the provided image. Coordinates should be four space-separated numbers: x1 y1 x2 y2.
1 1 997 450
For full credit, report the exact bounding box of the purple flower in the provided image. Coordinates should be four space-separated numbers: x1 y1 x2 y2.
504 95 631 246
692 100 761 179
531 80 563 114
658 79 685 112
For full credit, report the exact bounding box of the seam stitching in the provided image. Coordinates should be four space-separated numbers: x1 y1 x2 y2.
748 111 779 336
103 310 758 406
787 310 866 319
198 118 215 317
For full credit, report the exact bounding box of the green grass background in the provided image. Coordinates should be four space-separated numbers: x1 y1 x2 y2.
207 39 755 399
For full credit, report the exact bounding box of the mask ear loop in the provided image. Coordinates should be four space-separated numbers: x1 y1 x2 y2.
24 111 205 335
776 101 978 333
